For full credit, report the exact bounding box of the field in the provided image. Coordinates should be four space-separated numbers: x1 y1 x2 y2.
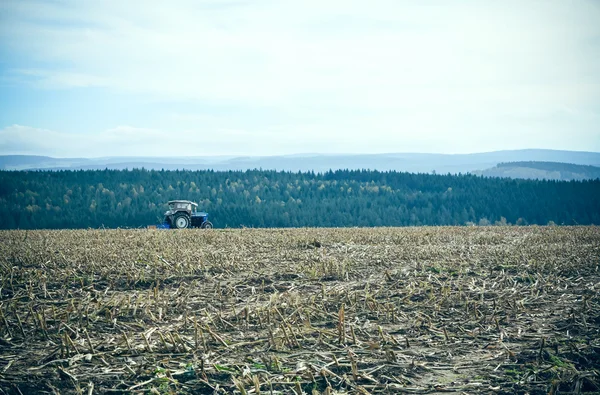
0 227 599 394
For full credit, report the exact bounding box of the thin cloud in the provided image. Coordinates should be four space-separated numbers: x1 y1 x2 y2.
0 0 599 156
9 69 108 89
0 125 167 157
0 124 346 157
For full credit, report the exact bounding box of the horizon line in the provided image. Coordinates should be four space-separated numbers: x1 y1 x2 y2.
2 147 600 160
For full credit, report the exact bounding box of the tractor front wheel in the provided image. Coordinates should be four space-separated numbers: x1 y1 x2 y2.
201 221 213 229
173 214 190 229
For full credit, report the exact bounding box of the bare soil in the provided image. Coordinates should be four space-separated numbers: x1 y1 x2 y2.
0 226 599 394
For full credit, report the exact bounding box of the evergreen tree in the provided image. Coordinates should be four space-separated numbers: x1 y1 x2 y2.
0 169 598 229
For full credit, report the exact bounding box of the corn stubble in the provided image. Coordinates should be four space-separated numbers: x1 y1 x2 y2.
0 226 599 394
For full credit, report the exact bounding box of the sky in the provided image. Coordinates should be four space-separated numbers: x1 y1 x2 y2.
0 0 599 157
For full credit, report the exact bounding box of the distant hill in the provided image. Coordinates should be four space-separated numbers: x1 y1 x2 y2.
473 161 600 181
1 149 600 174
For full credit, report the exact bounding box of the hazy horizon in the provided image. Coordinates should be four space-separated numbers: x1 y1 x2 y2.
2 147 600 160
1 1 599 157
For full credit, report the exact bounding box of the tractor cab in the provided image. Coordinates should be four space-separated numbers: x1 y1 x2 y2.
167 201 195 214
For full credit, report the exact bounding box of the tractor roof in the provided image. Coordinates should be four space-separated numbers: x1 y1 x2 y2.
168 200 198 207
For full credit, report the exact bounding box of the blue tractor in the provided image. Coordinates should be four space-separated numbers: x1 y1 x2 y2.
161 200 213 229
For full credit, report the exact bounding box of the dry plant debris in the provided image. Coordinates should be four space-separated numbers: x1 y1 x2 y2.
0 226 599 394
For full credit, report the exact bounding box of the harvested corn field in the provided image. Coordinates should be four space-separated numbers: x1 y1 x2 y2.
0 227 599 394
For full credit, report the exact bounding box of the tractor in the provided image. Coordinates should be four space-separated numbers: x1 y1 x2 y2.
161 200 213 229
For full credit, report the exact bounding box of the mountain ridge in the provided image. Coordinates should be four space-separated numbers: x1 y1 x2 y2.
2 149 600 175
473 161 600 181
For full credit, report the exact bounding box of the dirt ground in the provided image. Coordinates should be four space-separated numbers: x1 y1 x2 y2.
0 226 599 394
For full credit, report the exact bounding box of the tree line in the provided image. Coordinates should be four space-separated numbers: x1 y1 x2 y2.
0 168 598 229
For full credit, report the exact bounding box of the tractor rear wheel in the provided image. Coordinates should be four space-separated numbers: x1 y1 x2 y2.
173 213 190 229
202 221 213 229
